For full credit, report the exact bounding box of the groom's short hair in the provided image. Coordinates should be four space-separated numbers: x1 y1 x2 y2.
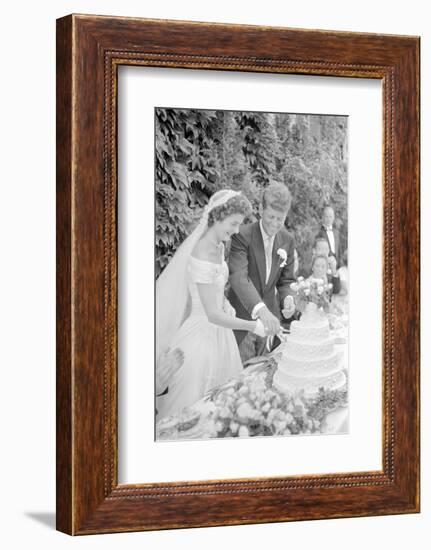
262 182 292 213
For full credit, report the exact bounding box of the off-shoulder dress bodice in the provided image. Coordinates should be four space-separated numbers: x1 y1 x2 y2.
187 256 229 316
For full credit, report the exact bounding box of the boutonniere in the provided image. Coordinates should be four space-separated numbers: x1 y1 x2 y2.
277 248 287 268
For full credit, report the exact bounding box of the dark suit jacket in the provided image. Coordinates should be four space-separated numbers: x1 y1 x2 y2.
316 225 340 259
228 222 296 345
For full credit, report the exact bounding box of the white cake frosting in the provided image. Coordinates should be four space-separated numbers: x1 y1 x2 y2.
273 303 346 397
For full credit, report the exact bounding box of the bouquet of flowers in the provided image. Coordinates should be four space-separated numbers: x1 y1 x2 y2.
156 361 348 440
208 368 322 438
289 276 332 313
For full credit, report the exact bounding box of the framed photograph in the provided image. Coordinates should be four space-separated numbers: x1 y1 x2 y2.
56 14 420 534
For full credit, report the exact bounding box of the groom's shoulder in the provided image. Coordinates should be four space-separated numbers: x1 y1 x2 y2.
237 220 256 240
279 226 295 243
280 227 293 239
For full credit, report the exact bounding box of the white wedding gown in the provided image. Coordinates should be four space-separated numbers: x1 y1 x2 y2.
156 254 243 420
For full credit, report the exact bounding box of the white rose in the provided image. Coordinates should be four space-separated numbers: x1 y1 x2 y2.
261 402 271 413
236 402 255 420
277 248 288 267
238 425 250 437
285 412 294 424
229 421 239 434
219 406 232 419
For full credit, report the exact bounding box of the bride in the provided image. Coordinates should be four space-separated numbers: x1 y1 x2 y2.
156 189 267 420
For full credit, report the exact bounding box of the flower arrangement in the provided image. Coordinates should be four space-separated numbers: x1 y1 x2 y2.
208 367 323 438
289 276 332 313
156 361 348 440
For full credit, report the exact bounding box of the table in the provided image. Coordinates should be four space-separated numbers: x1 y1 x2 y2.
156 324 349 441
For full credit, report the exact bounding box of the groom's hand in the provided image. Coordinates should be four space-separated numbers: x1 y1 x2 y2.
257 307 280 336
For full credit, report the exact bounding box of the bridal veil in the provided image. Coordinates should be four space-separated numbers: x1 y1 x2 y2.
156 189 240 365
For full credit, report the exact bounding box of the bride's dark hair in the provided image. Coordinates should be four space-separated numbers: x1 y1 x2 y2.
207 193 252 227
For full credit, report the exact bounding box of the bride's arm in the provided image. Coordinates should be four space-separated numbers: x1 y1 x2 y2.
197 283 259 332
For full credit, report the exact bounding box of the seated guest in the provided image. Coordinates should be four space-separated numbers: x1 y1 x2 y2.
307 255 339 298
314 236 333 259
282 254 338 331
309 254 329 282
311 238 341 294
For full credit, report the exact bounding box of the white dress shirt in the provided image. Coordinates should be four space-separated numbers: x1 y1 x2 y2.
261 220 275 283
251 221 275 319
325 226 336 255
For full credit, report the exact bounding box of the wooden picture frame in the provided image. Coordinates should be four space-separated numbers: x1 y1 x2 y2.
56 14 420 535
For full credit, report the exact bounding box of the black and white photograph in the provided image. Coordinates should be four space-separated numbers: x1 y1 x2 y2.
155 107 349 440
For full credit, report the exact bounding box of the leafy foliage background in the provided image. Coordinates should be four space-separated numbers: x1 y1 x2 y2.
155 108 348 278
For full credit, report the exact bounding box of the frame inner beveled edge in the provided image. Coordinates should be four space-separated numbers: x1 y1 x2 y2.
102 51 395 498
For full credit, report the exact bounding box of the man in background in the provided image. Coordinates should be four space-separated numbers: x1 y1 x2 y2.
316 206 340 260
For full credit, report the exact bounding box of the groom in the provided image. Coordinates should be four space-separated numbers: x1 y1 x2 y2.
228 182 296 363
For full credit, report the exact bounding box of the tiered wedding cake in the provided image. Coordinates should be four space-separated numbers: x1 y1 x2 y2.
273 303 346 397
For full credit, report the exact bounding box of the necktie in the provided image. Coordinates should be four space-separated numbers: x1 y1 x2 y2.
264 236 272 283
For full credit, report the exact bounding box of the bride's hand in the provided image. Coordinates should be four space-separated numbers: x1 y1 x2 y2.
253 319 267 338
